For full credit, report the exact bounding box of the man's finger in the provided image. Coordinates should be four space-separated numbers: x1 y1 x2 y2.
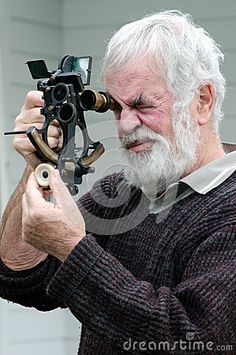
22 91 44 110
49 169 74 208
25 172 47 209
47 124 62 139
50 119 61 127
17 108 45 125
49 170 85 229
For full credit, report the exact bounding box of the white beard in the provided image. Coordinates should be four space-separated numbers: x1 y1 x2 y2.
120 107 200 199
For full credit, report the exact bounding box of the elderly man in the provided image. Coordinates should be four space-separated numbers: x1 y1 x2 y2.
0 10 235 354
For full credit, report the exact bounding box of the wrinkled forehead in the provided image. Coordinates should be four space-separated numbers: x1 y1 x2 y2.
104 68 172 106
104 61 166 89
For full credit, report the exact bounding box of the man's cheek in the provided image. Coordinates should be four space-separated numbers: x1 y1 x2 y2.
140 112 167 134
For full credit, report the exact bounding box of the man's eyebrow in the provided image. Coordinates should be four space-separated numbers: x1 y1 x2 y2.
129 94 156 108
130 94 145 108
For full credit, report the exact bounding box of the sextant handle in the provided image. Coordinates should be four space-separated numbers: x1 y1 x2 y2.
26 126 59 165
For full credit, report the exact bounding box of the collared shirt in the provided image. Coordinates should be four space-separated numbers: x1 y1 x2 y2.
149 143 236 214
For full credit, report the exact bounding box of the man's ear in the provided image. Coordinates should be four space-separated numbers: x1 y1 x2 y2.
197 82 215 126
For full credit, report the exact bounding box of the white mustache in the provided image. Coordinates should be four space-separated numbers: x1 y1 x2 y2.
120 127 164 149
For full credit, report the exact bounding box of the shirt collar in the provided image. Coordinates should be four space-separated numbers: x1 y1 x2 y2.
148 142 236 214
181 142 236 194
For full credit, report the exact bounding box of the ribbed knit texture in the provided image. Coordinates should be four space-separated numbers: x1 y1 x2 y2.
1 171 236 354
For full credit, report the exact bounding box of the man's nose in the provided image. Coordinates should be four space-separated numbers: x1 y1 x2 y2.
117 108 142 138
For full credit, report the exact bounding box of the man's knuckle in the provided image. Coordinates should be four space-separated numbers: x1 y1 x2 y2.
25 90 34 102
23 215 32 227
15 113 23 124
30 209 38 221
31 207 45 222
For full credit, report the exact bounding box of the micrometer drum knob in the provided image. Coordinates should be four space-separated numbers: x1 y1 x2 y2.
34 163 54 187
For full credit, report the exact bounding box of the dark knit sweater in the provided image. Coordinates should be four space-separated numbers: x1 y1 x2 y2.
1 171 236 354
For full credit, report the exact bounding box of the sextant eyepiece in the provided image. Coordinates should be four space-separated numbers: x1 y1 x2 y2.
80 90 118 112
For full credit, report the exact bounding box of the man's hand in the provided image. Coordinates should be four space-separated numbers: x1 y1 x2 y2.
13 90 62 169
22 169 86 262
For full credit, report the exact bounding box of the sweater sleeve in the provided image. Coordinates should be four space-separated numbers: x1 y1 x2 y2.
46 229 236 353
0 255 63 311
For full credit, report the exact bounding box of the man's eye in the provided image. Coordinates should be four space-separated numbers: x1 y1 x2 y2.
138 106 155 112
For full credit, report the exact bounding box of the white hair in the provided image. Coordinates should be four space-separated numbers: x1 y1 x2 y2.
101 10 226 130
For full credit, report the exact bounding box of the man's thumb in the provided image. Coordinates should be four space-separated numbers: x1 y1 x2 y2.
49 169 71 202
